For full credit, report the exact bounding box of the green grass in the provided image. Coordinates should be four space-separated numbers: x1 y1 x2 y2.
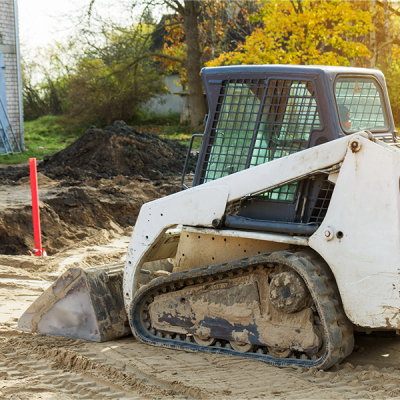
0 116 90 165
134 113 203 148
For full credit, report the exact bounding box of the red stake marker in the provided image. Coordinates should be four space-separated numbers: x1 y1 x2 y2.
29 158 43 256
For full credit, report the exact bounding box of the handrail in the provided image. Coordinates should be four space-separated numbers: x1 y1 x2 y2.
181 134 203 190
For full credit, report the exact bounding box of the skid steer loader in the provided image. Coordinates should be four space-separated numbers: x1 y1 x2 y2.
18 65 400 370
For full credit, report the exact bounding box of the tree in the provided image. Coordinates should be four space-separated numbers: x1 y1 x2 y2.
158 1 261 86
22 42 73 120
207 0 372 67
370 0 377 68
367 1 400 124
22 24 169 125
65 25 169 125
85 1 260 131
83 0 205 130
371 0 400 68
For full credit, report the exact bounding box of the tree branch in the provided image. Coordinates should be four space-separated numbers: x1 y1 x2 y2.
150 52 185 64
378 35 400 51
290 0 298 13
164 0 184 14
297 0 303 14
376 0 400 17
94 51 185 84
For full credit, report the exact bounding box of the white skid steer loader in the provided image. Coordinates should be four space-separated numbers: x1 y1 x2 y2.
18 65 400 369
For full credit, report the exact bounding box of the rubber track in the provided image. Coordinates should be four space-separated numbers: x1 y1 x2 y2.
129 250 354 370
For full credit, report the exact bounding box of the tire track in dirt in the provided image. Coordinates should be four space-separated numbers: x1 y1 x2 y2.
0 345 145 399
74 338 358 399
4 323 400 398
0 328 206 399
83 339 400 399
292 363 400 399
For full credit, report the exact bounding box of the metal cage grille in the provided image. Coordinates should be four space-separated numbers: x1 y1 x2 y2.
309 179 335 224
251 79 321 201
335 78 388 131
201 78 322 194
250 79 321 166
201 79 265 183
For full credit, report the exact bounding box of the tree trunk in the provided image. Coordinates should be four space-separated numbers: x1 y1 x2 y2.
383 0 392 64
211 5 216 59
182 0 206 131
370 0 377 68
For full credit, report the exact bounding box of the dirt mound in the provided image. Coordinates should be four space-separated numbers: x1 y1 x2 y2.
41 121 194 182
0 163 29 185
17 172 57 187
0 122 195 255
1 121 197 185
0 177 181 255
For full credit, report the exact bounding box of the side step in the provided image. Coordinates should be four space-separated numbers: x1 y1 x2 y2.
18 263 130 342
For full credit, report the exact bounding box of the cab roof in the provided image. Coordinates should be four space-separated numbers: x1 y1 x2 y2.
201 64 384 79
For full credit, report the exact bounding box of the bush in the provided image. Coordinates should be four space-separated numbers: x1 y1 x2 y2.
66 58 168 125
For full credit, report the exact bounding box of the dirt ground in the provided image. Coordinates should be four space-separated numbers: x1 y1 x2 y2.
3 126 400 399
3 234 400 400
2 184 400 400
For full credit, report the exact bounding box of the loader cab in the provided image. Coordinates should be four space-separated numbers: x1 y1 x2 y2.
191 65 395 235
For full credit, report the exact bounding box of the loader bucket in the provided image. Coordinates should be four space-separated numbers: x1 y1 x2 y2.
18 263 131 342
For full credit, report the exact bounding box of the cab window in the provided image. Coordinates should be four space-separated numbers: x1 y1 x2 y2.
335 78 388 132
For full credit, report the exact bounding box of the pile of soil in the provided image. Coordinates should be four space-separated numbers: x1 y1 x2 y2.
0 176 181 255
1 121 197 184
0 121 197 255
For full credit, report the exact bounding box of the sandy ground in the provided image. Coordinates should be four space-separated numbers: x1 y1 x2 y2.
3 180 400 399
2 237 400 399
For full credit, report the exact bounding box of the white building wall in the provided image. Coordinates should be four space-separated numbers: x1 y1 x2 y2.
0 0 23 150
145 74 183 116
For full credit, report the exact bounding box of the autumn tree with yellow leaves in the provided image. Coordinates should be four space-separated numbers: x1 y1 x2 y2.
207 0 373 68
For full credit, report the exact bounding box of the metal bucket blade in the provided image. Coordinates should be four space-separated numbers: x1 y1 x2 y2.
18 263 131 342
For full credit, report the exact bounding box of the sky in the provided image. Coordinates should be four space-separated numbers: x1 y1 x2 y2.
18 0 79 51
17 0 147 52
16 0 165 83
